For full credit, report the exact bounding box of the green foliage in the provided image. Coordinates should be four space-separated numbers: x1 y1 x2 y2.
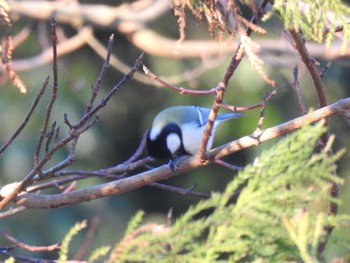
109 122 347 262
4 257 14 263
272 0 350 52
124 210 145 237
58 220 87 262
88 245 111 263
57 220 111 262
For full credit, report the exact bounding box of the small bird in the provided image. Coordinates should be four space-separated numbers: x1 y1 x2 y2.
147 106 242 160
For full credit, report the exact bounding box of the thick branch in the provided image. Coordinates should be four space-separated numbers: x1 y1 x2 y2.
7 0 349 69
13 97 350 209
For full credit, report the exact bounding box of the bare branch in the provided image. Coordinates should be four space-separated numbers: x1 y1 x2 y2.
86 34 114 112
198 0 271 160
0 229 60 252
74 217 99 260
34 17 59 166
211 97 350 160
255 94 267 132
150 183 210 199
0 77 49 156
213 159 243 171
0 206 26 219
219 90 276 112
11 26 93 71
0 52 143 210
288 30 339 254
143 64 222 95
289 30 328 110
292 65 307 115
319 62 332 81
11 96 350 209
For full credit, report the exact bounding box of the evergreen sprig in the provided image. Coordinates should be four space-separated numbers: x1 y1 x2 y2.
111 122 346 262
58 220 87 263
272 0 350 53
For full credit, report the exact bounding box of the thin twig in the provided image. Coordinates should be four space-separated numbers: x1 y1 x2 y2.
45 121 57 154
150 183 211 199
198 0 271 160
0 229 60 251
27 172 125 193
289 29 337 255
220 90 276 112
0 77 49 156
86 34 114 112
292 65 307 115
34 17 59 166
74 217 99 260
213 159 243 171
102 156 153 175
319 62 332 81
0 18 60 209
0 51 143 210
76 53 144 129
0 206 26 219
102 132 149 174
85 32 155 86
0 251 76 263
289 30 328 118
255 93 268 132
13 96 350 209
143 64 222 95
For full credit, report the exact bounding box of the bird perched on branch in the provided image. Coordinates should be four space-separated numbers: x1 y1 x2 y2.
147 106 242 160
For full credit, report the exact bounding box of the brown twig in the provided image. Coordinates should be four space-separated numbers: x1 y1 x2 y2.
0 206 27 219
289 30 328 110
292 65 307 115
74 217 99 260
319 62 332 81
0 18 61 209
198 0 271 160
0 229 60 252
213 159 243 171
44 121 56 154
150 183 211 199
254 93 269 132
34 17 59 166
0 77 49 156
0 251 68 263
289 29 337 255
323 24 347 35
0 49 143 210
86 34 114 112
143 64 222 95
220 90 276 112
12 96 350 209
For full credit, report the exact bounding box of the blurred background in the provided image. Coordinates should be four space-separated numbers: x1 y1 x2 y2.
0 0 349 260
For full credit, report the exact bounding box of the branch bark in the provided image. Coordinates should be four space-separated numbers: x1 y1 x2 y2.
13 97 350 209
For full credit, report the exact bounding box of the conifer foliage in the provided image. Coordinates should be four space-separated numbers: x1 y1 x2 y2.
111 123 346 262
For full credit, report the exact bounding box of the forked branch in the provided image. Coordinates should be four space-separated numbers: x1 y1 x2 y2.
10 96 350 209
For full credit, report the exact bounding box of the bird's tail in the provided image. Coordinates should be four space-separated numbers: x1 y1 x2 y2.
216 112 244 122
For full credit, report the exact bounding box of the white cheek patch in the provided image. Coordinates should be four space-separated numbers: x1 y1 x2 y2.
166 133 181 154
149 128 160 141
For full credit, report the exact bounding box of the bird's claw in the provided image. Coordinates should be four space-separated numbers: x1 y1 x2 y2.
169 155 188 173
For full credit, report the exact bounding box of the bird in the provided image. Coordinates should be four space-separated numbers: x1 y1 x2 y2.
147 106 242 160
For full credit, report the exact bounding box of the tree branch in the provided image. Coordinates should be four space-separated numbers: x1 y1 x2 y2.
198 0 270 160
0 77 49 156
12 97 350 209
